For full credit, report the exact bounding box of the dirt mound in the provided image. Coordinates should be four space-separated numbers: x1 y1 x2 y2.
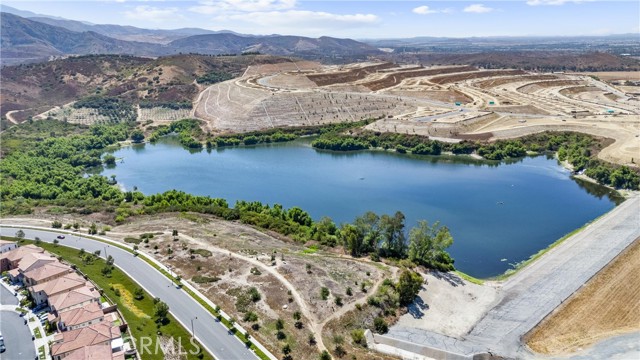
306 62 394 86
430 69 526 85
474 75 558 89
517 80 584 94
363 66 477 91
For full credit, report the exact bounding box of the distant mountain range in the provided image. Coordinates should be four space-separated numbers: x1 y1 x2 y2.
1 4 638 67
0 6 380 65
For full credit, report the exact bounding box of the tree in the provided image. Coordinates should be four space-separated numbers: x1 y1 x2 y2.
53 239 59 246
408 221 454 271
88 223 98 235
15 230 25 239
106 255 114 266
131 129 145 143
354 211 381 253
103 154 116 166
282 344 291 355
275 318 284 331
319 350 331 360
134 287 144 300
379 211 406 258
397 270 423 306
293 311 302 329
154 300 169 323
340 224 364 257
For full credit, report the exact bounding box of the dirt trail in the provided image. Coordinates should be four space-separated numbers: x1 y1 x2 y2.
314 265 398 344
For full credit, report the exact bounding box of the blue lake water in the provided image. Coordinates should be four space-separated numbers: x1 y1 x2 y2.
102 137 620 278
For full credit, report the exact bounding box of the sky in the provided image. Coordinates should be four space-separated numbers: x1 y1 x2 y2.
5 0 640 38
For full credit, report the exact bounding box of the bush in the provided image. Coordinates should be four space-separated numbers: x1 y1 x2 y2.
192 275 220 284
373 317 388 334
351 329 366 346
248 287 261 302
320 287 330 300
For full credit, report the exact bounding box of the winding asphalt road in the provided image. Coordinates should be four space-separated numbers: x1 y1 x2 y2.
0 226 258 360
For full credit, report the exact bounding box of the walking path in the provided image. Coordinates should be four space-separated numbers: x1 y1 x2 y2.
374 195 640 359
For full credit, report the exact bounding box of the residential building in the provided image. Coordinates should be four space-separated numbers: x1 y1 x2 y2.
30 273 89 306
49 286 101 313
59 302 104 331
8 252 58 283
63 344 125 360
51 321 122 360
0 244 44 272
0 240 17 254
23 262 73 286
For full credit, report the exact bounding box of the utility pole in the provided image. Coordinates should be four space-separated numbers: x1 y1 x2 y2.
191 317 198 339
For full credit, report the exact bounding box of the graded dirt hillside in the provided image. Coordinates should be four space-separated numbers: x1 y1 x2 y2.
525 237 640 355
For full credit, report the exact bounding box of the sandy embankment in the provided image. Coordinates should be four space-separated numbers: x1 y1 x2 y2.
396 271 499 337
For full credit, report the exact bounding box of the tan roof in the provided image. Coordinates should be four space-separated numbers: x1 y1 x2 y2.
0 244 43 263
32 273 86 297
8 268 20 277
60 302 104 328
51 321 121 357
63 344 113 360
18 252 56 272
49 286 100 311
0 239 16 245
23 261 71 282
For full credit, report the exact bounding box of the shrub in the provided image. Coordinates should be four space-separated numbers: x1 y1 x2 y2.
320 287 330 300
373 317 388 334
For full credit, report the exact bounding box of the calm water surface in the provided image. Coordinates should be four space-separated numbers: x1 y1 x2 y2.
102 137 619 278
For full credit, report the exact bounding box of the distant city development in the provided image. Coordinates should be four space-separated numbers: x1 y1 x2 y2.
1 2 639 360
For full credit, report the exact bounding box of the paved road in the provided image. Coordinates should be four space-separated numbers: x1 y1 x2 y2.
0 284 18 306
0 311 36 360
381 195 640 359
0 227 258 360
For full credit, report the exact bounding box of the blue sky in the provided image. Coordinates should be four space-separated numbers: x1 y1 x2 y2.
6 0 640 38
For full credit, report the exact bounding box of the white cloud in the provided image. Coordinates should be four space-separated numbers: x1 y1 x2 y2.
218 10 378 35
190 0 296 15
463 4 493 13
526 0 592 5
412 6 438 15
123 5 180 22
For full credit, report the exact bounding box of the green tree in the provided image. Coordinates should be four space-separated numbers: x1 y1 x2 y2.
340 224 363 257
134 287 144 300
103 154 116 166
379 211 406 258
154 300 169 324
15 230 25 239
397 270 423 306
131 129 145 143
354 211 381 253
408 221 455 271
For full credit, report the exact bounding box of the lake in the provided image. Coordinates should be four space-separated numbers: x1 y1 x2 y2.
102 137 620 278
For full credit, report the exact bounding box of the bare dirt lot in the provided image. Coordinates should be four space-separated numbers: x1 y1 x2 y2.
525 237 640 356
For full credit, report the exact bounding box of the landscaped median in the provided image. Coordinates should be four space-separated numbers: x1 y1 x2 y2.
2 225 275 360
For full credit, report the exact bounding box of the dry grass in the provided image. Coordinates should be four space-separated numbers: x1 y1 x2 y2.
525 238 640 355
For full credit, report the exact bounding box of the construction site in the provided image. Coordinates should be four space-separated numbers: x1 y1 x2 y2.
190 61 639 167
